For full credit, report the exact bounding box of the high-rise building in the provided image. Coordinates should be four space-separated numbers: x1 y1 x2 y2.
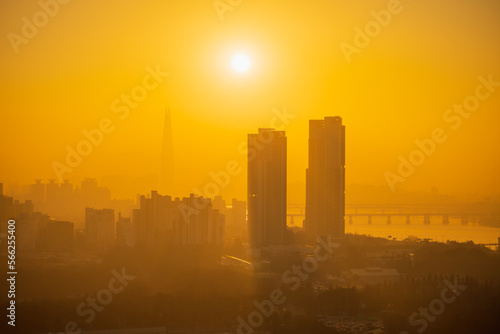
176 194 224 246
248 128 287 247
85 207 115 253
212 196 227 214
35 214 74 253
46 179 59 212
46 220 74 253
13 199 36 253
30 179 45 209
210 196 246 238
161 108 175 194
0 183 14 236
133 191 225 248
134 190 176 248
116 212 135 248
305 116 345 241
226 198 247 238
81 178 111 209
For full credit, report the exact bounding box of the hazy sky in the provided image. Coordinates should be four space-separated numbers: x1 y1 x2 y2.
1 0 499 200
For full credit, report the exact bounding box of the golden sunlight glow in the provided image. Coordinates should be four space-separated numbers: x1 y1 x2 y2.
0 1 499 200
231 53 251 73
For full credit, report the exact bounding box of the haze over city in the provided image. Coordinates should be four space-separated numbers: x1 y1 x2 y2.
1 0 500 200
1 1 500 334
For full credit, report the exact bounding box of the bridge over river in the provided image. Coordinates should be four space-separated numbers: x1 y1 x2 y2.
286 203 498 225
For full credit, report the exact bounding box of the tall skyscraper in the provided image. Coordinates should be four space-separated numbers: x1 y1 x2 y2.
248 128 287 247
161 108 175 194
305 116 345 241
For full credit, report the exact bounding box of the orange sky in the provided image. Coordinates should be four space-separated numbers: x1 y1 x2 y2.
1 0 499 201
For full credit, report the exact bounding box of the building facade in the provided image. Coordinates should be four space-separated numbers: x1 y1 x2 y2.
85 207 115 253
133 191 225 249
305 117 345 241
248 128 287 247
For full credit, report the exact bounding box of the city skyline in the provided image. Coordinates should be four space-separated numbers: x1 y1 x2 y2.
1 1 500 333
1 2 500 199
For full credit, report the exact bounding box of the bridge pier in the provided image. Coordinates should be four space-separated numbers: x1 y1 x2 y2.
349 215 353 224
406 215 411 224
368 215 372 224
424 214 430 225
442 215 449 225
387 215 391 224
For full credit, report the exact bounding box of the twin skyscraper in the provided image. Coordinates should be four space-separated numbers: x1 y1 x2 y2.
248 117 345 247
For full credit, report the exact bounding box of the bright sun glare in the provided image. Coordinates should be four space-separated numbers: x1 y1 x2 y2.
231 53 251 73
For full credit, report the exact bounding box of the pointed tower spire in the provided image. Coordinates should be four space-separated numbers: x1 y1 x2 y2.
161 108 175 195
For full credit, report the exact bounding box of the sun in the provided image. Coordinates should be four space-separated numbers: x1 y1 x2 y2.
231 53 251 73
